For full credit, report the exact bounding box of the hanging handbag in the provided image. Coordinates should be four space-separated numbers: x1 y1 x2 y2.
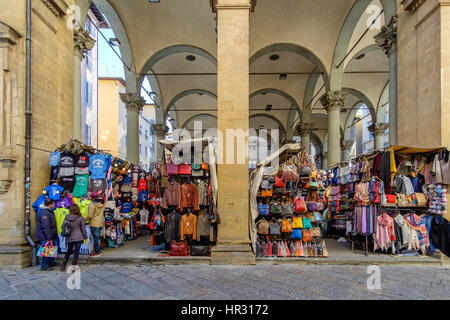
281 203 293 217
386 194 397 204
261 178 273 190
311 227 321 238
284 240 291 257
201 161 209 170
292 216 304 229
415 193 427 206
178 164 192 175
256 242 262 257
272 241 278 257
166 162 179 175
269 221 281 235
291 228 303 239
257 218 269 235
277 241 284 257
266 237 273 256
270 201 281 214
258 204 270 216
261 241 268 257
260 189 273 197
275 176 285 187
281 218 293 233
169 240 189 256
191 245 210 256
294 196 307 213
302 229 312 242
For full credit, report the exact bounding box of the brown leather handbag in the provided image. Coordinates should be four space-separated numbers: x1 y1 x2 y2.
415 193 427 206
302 229 312 242
169 240 189 256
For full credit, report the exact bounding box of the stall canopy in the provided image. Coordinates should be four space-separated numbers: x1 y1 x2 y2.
158 138 218 211
249 143 302 252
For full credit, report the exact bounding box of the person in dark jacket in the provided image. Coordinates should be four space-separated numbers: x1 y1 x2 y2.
36 198 58 270
61 205 88 272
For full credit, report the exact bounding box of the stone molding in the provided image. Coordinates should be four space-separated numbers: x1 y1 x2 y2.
120 93 146 114
368 122 389 136
0 150 17 195
401 0 428 11
73 27 95 59
320 91 347 113
298 122 314 136
40 0 68 17
374 15 398 57
0 22 21 73
210 0 256 12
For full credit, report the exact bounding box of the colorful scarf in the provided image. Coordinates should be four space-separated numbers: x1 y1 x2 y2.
374 213 396 251
405 214 429 249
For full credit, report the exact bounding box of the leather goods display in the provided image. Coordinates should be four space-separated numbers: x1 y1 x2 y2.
281 203 293 217
258 204 270 216
257 218 269 235
269 222 281 235
201 162 209 170
191 163 202 170
261 178 273 190
270 201 281 214
311 227 321 238
415 193 427 206
275 176 285 187
169 240 189 256
191 245 210 256
166 162 179 175
178 164 192 175
386 194 396 204
302 229 312 242
396 193 408 206
294 196 307 213
291 228 302 239
281 218 293 233
281 164 299 181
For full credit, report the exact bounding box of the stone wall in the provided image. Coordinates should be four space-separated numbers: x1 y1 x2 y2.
0 0 74 267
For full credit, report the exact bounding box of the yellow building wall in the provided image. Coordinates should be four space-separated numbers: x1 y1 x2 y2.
98 79 120 157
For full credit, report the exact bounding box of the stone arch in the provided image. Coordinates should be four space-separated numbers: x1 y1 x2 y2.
138 44 217 90
181 113 218 130
250 88 301 115
343 101 366 141
93 0 137 93
249 113 287 133
376 81 390 124
343 44 381 69
164 89 217 119
343 87 376 121
250 43 330 89
330 0 393 91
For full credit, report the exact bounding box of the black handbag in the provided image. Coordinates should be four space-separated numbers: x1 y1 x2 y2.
190 245 210 256
268 223 281 235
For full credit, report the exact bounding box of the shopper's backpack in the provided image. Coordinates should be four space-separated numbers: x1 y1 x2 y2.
61 217 72 237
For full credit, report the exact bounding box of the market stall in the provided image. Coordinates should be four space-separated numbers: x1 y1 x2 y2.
250 143 329 258
323 145 450 257
155 137 219 257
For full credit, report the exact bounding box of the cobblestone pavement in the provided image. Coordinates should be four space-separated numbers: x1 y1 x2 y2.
1 264 450 300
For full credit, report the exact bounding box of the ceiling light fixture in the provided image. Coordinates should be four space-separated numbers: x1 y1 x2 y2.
148 0 160 3
355 53 366 60
186 55 196 61
269 54 280 61
259 125 265 130
279 73 287 80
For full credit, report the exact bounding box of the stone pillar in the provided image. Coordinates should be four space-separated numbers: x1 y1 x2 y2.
210 0 255 265
73 28 95 140
299 122 314 154
152 124 169 161
375 15 398 146
321 91 346 168
120 93 146 165
342 140 353 162
369 122 389 151
322 151 328 170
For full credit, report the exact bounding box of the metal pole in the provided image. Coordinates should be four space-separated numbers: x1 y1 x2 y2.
25 0 37 266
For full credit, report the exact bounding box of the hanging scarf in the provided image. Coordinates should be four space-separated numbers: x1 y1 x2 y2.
405 214 429 249
374 213 396 251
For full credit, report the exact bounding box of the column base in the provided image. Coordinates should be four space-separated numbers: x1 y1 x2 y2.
211 243 255 265
0 245 32 268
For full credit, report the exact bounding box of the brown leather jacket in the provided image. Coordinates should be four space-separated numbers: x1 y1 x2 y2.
163 181 181 208
180 183 199 211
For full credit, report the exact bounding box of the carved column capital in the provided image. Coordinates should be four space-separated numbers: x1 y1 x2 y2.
368 122 389 136
342 140 353 152
73 28 96 59
320 91 347 113
120 93 146 114
297 122 314 136
210 0 257 12
152 124 169 138
40 0 68 17
374 15 398 57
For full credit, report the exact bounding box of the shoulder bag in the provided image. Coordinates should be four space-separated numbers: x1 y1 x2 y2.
294 196 307 213
281 218 293 233
257 218 269 235
269 221 281 235
270 201 281 214
302 229 312 242
169 240 189 256
258 204 270 216
191 245 210 256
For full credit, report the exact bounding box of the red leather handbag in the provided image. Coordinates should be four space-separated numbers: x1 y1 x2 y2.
294 196 307 213
275 176 285 187
386 194 397 204
169 240 189 256
178 164 192 175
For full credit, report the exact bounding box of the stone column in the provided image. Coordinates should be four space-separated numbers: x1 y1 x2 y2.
120 93 146 165
375 15 398 146
321 91 346 168
210 0 255 265
152 124 169 161
73 28 95 140
369 122 389 151
299 122 314 154
342 140 353 162
322 151 328 170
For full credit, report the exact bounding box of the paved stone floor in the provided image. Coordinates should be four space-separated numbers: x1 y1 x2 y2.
1 264 450 300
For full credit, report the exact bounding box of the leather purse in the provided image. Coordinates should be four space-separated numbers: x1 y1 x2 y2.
191 163 202 170
178 164 192 175
281 203 293 217
275 176 285 187
311 227 321 238
257 218 269 235
302 229 312 242
269 222 281 235
294 196 307 213
281 218 293 233
169 240 189 256
415 193 427 206
201 162 209 170
191 245 210 256
386 194 397 204
258 204 270 216
270 201 281 214
260 189 273 197
292 216 304 229
396 193 408 206
261 179 273 190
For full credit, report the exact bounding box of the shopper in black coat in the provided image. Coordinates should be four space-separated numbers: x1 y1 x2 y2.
36 198 58 270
